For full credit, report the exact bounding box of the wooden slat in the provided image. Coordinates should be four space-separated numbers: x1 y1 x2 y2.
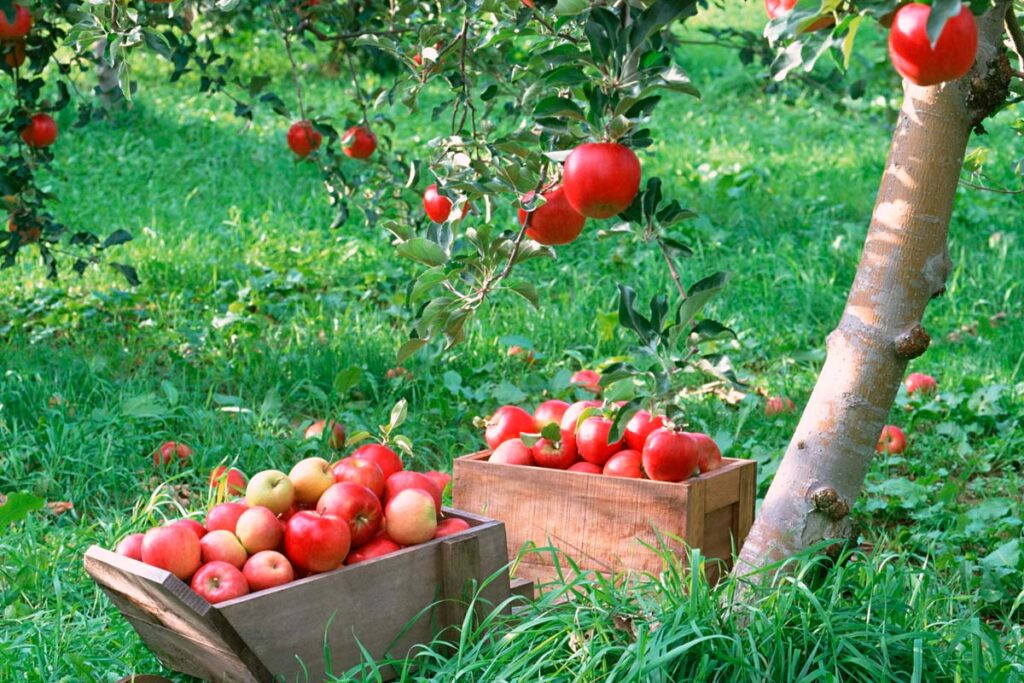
439 534 482 630
509 577 535 600
736 460 756 546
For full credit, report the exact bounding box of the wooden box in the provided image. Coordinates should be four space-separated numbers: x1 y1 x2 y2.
453 454 756 585
85 509 513 683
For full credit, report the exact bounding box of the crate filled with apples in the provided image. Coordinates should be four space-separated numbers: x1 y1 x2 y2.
453 396 757 586
84 415 519 682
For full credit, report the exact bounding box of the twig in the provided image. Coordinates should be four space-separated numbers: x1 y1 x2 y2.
654 233 688 302
676 39 746 50
1006 11 1024 71
303 25 414 42
278 13 308 122
959 178 1024 194
344 49 371 127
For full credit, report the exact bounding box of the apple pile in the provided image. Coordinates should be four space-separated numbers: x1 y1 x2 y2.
482 398 723 482
114 442 466 605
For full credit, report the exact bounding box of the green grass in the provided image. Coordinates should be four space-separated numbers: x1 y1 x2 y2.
1 3 1023 681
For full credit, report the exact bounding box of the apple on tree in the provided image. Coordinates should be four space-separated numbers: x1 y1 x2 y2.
20 113 58 148
422 183 469 223
888 3 977 86
286 120 322 158
341 126 376 159
0 5 32 41
562 143 641 219
518 185 586 246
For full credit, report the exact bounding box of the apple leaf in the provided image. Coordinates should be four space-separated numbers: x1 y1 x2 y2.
925 0 962 48
397 238 447 267
333 366 362 396
397 338 427 363
0 493 45 527
389 399 408 432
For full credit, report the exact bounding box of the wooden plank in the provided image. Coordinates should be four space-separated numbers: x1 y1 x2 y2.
703 463 743 512
684 476 706 552
736 460 757 547
439 535 482 631
509 577 535 600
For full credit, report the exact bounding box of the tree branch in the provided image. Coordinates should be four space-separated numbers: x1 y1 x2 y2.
1006 11 1024 71
654 233 688 302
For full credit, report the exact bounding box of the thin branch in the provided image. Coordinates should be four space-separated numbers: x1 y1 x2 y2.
303 26 414 42
959 178 1024 194
278 12 308 122
1006 11 1024 71
676 39 746 51
344 49 371 127
654 233 688 302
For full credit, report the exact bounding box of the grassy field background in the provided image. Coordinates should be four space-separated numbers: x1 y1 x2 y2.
1 3 1022 681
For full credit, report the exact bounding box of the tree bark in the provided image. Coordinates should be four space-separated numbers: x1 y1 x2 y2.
734 2 1012 578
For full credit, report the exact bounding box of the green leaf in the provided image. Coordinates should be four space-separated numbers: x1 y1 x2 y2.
629 0 700 52
333 366 363 396
507 280 540 309
397 338 428 363
618 285 653 345
555 0 591 17
533 96 587 122
678 272 730 329
981 539 1021 570
925 0 962 48
609 398 642 443
841 15 863 69
0 493 45 527
344 431 372 448
397 238 447 267
540 422 562 441
411 267 447 302
389 399 408 432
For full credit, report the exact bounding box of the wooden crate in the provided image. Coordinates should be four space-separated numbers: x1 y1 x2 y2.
453 453 756 585
85 509 514 683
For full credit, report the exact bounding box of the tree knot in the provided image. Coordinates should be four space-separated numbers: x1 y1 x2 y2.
811 487 850 521
967 51 1012 133
894 324 931 359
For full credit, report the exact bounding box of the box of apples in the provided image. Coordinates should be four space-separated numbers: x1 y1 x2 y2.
453 398 757 585
84 438 516 682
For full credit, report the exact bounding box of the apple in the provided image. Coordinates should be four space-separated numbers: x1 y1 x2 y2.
0 5 32 42
570 369 602 395
7 215 39 243
765 396 797 417
384 471 442 513
170 518 207 540
304 419 346 449
641 429 699 482
490 438 535 466
115 533 144 561
484 405 536 449
384 489 437 546
624 410 665 451
288 457 335 506
205 502 248 534
424 470 452 497
341 126 377 159
534 400 569 431
191 561 249 604
351 443 404 480
287 120 322 158
905 372 937 396
518 185 586 246
235 506 284 554
4 41 25 69
562 143 641 219
208 466 247 496
284 511 351 573
434 517 471 538
246 470 295 515
876 425 907 454
603 450 643 478
764 0 835 32
243 550 295 591
332 456 386 498
888 3 977 86
200 530 248 569
531 433 578 469
522 0 536 8
422 183 469 223
560 399 603 436
345 537 402 565
152 440 193 466
141 525 201 580
316 482 383 547
567 461 603 474
688 432 723 474
576 416 624 466
507 345 535 363
20 113 57 148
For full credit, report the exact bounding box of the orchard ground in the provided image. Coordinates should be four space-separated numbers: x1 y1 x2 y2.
1 4 1022 681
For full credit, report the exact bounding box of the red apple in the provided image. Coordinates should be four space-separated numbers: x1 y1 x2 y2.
531 434 578 469
304 419 346 449
603 449 643 478
434 517 471 538
246 470 295 515
568 461 603 474
422 183 469 223
200 530 248 569
624 410 665 451
341 126 377 159
170 518 207 540
287 120 322 158
20 113 57 148
351 443 404 480
560 399 603 436
888 3 977 86
484 405 536 449
642 429 699 482
289 457 335 506
562 143 641 219
284 511 351 574
243 550 295 591
384 489 437 546
115 533 144 561
205 502 248 534
0 4 32 41
688 432 723 474
518 185 586 246
208 466 247 496
576 416 624 466
191 561 249 604
345 537 402 565
3 41 25 69
235 506 284 554
534 399 570 431
765 395 797 417
316 482 383 547
490 438 535 466
141 525 201 580
384 471 442 513
570 369 602 395
424 470 452 497
332 456 386 498
905 372 937 396
152 440 193 466
877 425 907 454
764 0 835 31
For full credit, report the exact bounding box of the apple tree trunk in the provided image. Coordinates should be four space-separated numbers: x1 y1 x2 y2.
734 2 1013 577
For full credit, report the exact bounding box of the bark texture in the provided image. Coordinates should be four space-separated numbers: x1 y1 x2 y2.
735 3 1012 577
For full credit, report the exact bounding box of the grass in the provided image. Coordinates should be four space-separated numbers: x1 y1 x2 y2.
1 2 1022 681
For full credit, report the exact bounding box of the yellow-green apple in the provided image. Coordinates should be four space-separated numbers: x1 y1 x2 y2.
687 432 723 473
115 533 144 561
205 502 248 534
602 449 643 478
235 506 284 553
624 410 665 451
351 443 404 479
332 456 385 498
153 440 193 466
288 457 335 506
433 517 471 538
490 438 534 466
384 489 437 545
246 470 295 515
284 511 351 573
568 461 602 474
641 429 699 482
243 550 295 591
576 416 624 466
905 373 937 396
533 399 569 431
345 537 401 565
190 561 249 604
531 434 577 469
200 530 248 569
141 525 201 580
484 405 535 449
209 466 247 496
570 369 602 395
765 396 796 417
316 482 383 547
304 419 346 449
876 425 907 454
384 471 442 513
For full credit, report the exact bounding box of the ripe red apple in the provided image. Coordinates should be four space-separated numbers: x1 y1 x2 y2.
603 449 643 478
568 461 603 474
434 517 471 538
905 372 937 396
764 0 835 31
576 416 624 466
208 466 247 496
562 143 641 219
888 3 977 86
316 482 383 547
484 405 536 449
170 518 207 540
115 533 144 561
0 5 32 42
235 506 284 554
422 183 469 223
289 457 335 506
560 399 602 436
765 395 797 417
284 511 351 573
332 456 386 498
141 525 201 580
876 425 907 454
641 429 699 482
152 440 193 466
384 471 442 513
205 502 248 534
200 530 248 569
570 369 602 395
304 419 346 449
687 432 723 474
490 438 535 466
191 561 249 604
351 443 404 480
518 185 586 246
287 120 322 158
531 434 577 469
534 399 569 431
345 537 402 565
243 550 295 592
4 41 25 69
384 489 437 546
522 0 536 8
246 470 295 515
424 470 452 497
341 126 377 159
20 113 57 148
624 410 665 451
